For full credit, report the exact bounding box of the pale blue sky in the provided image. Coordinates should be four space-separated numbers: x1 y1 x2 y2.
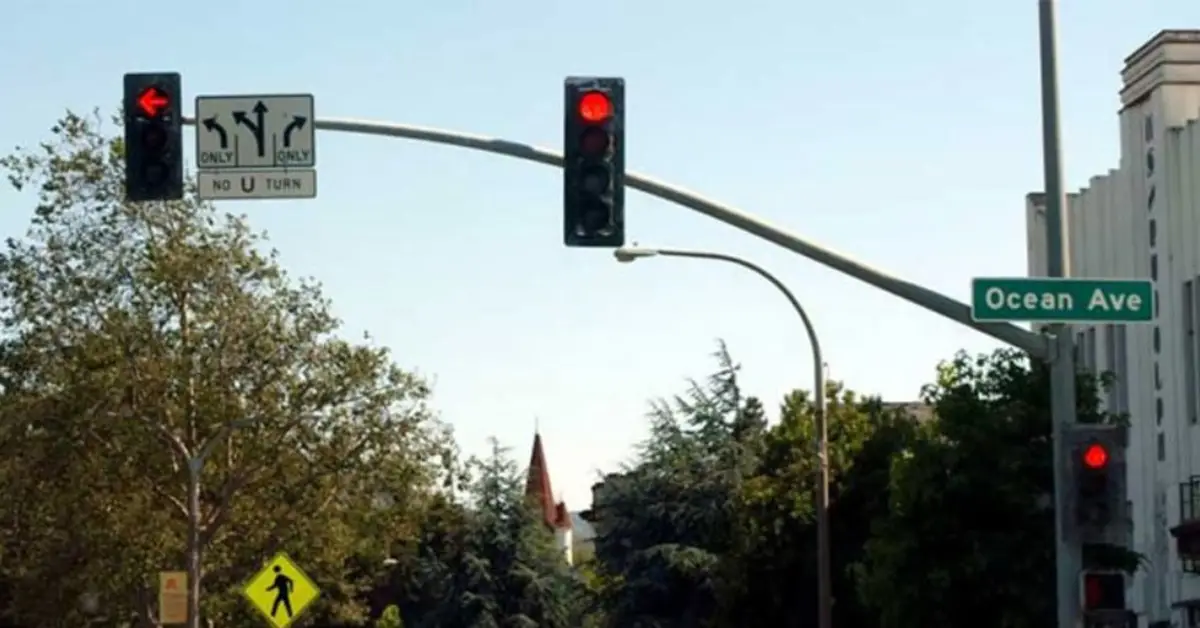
1 1 1192 509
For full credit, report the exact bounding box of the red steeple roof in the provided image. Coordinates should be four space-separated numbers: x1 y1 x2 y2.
525 433 572 530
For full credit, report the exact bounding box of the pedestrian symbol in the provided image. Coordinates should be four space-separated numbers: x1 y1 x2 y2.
241 553 320 627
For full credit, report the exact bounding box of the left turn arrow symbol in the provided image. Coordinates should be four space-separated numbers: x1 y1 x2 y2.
202 116 229 149
137 87 169 117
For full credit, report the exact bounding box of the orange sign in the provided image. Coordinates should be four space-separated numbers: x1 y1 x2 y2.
159 571 188 624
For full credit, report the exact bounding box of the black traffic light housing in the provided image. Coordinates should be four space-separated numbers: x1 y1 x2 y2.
123 72 183 202
563 77 624 247
1082 571 1125 611
1078 441 1112 525
1080 571 1134 627
1067 424 1128 543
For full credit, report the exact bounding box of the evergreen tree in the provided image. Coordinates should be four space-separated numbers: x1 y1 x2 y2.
400 440 586 628
594 341 764 627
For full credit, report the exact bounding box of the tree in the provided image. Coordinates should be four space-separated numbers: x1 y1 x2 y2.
394 439 586 628
0 110 456 626
592 341 765 627
718 383 918 627
376 605 405 628
851 348 1133 628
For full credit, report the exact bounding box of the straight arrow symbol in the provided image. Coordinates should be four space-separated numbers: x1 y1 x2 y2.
232 101 268 157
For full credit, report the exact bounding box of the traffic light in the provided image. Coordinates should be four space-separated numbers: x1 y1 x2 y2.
123 72 183 202
1080 570 1134 627
563 77 624 247
1082 571 1125 611
1079 440 1112 524
1068 424 1127 542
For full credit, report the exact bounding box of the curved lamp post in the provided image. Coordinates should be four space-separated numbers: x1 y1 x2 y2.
613 245 832 628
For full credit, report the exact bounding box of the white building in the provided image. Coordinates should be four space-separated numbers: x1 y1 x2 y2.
1025 30 1200 627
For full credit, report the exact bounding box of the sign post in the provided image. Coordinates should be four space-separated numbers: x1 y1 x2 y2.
194 94 317 200
970 277 1154 323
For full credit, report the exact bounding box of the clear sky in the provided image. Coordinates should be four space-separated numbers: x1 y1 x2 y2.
1 0 1194 510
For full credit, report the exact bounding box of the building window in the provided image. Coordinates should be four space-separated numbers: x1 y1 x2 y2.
1156 363 1163 390
1186 280 1198 424
1151 254 1159 280
1084 327 1097 374
1157 397 1164 424
1150 219 1157 247
1156 290 1161 318
1154 326 1161 353
1159 432 1167 461
1104 326 1118 411
1114 325 1129 414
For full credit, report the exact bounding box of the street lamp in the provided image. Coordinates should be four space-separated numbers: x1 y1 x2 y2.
613 245 832 628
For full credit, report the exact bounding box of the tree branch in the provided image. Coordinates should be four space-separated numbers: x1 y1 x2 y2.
149 480 189 520
199 431 372 548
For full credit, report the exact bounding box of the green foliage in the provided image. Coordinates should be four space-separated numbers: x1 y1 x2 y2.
394 439 589 628
720 383 919 627
0 111 457 626
376 605 405 628
592 341 763 627
851 348 1137 628
0 109 1149 628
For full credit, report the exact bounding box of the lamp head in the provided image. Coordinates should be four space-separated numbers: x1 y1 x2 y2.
613 246 659 263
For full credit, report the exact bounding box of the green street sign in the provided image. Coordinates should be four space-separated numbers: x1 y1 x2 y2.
971 277 1154 323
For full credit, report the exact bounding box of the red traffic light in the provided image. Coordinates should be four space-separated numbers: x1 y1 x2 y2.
136 87 170 118
1082 443 1109 469
1082 571 1125 611
577 91 613 123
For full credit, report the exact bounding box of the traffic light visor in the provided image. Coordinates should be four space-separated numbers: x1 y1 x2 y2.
579 127 611 157
1083 443 1109 469
579 165 610 194
577 91 613 123
141 124 167 150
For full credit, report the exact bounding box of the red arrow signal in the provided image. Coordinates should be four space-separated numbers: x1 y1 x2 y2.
136 87 170 118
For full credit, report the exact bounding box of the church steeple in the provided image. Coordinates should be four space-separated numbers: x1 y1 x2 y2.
525 432 572 531
524 430 575 565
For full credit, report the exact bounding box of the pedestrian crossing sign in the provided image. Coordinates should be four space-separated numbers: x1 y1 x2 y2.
241 552 320 627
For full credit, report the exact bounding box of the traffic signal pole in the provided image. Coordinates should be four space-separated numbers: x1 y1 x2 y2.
1036 1 1082 626
184 114 1051 360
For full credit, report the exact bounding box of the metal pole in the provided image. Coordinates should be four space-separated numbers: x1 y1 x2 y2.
642 248 832 628
183 117 1047 360
182 420 255 628
185 461 203 628
1036 2 1080 627
814 366 832 628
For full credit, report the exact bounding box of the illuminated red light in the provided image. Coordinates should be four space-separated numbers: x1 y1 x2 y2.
578 91 612 123
1084 575 1103 607
1082 443 1109 469
137 87 170 118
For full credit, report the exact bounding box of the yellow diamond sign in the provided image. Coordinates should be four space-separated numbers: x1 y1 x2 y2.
241 553 320 627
